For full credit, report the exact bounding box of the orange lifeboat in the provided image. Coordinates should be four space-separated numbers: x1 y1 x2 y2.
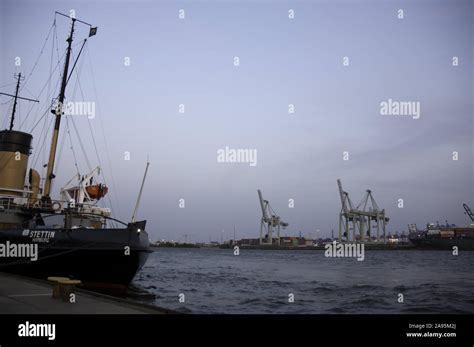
86 184 108 200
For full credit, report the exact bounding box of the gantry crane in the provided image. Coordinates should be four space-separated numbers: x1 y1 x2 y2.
337 179 389 243
463 203 474 223
258 189 288 245
337 179 360 242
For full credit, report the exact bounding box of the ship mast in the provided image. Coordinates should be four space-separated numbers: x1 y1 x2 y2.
43 17 75 198
43 13 97 198
9 73 24 130
0 73 39 130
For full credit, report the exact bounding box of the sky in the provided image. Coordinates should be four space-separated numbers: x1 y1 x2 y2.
0 0 472 243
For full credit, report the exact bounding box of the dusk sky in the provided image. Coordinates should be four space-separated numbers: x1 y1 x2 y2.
1 0 472 242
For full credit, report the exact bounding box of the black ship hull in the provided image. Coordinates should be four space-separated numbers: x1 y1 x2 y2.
0 226 150 286
410 237 474 250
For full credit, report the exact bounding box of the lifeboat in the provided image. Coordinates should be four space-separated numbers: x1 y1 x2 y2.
85 184 108 200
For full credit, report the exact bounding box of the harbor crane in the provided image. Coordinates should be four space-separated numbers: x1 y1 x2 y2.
258 189 288 245
463 203 474 223
337 179 389 243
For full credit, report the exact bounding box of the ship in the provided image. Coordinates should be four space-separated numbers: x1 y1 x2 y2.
0 12 151 288
409 204 474 250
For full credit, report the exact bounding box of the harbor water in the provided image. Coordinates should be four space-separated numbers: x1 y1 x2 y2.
133 248 474 314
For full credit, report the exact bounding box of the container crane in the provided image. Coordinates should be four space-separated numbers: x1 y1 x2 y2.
337 179 388 243
463 203 474 223
258 189 288 245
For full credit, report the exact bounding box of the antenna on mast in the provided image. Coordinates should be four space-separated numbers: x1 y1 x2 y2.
0 73 39 130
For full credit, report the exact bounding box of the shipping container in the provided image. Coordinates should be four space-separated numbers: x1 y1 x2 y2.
440 230 454 238
454 228 474 237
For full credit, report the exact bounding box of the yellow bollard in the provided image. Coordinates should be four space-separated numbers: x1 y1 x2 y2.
57 279 81 302
47 277 70 299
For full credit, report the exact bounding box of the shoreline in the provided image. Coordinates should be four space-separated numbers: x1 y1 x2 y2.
151 243 417 251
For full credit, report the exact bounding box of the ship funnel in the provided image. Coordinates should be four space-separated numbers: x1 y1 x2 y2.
0 130 33 196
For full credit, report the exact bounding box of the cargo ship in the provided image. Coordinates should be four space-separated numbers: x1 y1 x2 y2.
0 12 151 288
409 204 474 250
